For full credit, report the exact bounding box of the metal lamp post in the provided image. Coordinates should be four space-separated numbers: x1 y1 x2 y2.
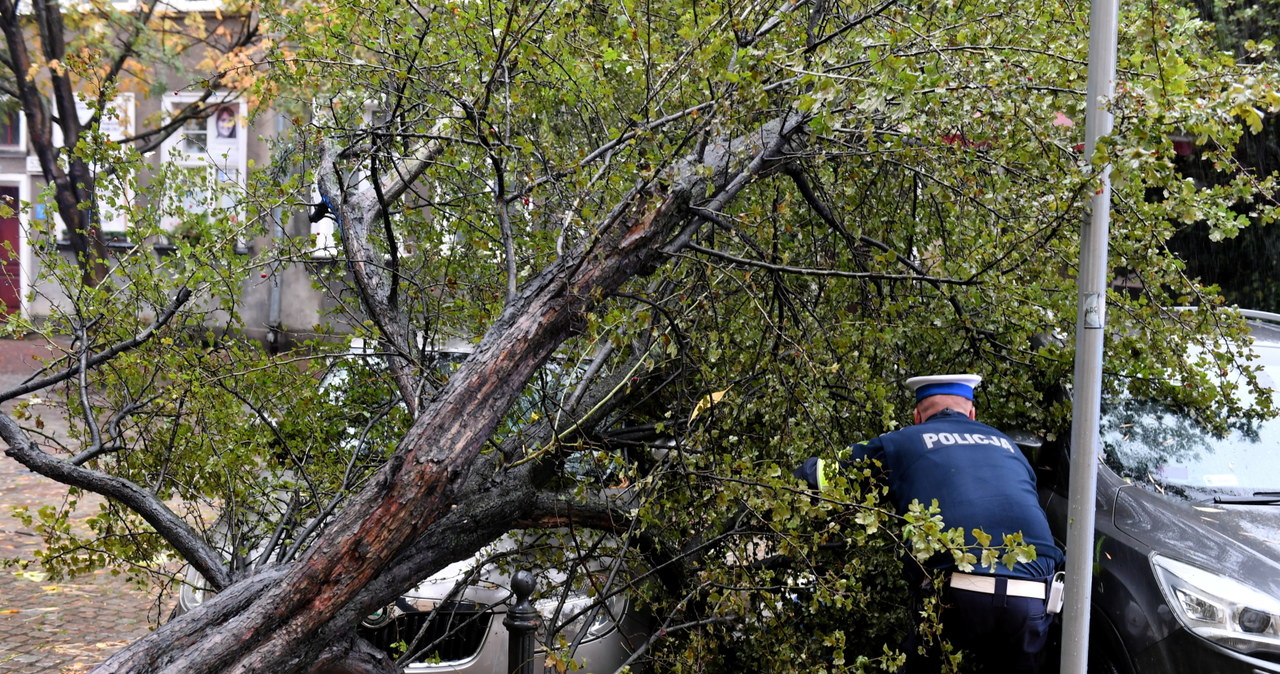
1062 0 1120 671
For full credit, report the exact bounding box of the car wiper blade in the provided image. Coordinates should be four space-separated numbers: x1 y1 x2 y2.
1212 494 1280 505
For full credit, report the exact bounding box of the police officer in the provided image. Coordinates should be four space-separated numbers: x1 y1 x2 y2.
794 374 1063 673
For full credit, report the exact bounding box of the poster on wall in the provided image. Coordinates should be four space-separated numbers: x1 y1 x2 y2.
207 104 242 168
214 106 238 140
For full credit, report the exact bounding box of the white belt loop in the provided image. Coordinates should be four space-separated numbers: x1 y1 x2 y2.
949 572 1047 600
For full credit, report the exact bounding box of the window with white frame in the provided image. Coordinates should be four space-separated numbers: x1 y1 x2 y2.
49 93 134 147
161 94 245 165
159 94 248 238
45 94 135 241
0 107 23 151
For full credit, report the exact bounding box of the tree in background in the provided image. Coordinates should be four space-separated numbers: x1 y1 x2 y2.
1165 0 1280 310
0 0 263 286
2 0 1278 672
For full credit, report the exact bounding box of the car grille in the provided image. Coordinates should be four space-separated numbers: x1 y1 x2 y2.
359 605 492 664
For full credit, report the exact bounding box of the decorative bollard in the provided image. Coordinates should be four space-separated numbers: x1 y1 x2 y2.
505 569 540 674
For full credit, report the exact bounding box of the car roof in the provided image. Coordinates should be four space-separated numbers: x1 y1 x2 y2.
1249 322 1280 348
1234 312 1280 393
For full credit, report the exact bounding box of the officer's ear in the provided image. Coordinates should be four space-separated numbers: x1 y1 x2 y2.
912 407 922 425
966 406 976 420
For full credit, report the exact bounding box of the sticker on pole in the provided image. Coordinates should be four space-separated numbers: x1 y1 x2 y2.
1083 293 1105 329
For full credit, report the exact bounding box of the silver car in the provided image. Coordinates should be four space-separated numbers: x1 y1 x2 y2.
355 530 649 673
177 527 649 673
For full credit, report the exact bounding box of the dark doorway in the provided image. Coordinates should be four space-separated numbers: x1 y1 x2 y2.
0 186 20 316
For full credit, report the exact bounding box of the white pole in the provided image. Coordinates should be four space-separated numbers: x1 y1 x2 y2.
1061 0 1120 670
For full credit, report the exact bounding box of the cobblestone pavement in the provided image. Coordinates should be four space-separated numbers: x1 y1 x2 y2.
1 335 164 673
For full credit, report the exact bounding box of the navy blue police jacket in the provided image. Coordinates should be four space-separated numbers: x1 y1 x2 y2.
796 409 1063 579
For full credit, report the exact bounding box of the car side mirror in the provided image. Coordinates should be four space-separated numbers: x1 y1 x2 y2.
1007 430 1066 486
1006 430 1043 451
1007 430 1047 465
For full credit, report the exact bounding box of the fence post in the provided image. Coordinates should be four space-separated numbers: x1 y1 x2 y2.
505 569 540 674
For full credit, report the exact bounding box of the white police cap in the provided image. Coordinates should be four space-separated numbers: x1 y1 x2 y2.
905 374 982 402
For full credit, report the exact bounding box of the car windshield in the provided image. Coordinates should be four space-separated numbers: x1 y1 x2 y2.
1100 336 1280 501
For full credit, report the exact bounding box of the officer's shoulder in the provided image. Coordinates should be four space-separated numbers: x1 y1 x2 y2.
841 438 873 453
971 418 1008 434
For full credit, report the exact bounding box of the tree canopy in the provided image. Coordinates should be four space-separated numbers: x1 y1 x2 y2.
2 0 1279 672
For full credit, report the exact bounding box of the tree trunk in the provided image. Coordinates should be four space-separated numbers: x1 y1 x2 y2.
0 0 110 287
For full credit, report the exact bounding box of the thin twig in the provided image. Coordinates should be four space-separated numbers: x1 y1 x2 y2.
0 414 231 590
686 242 978 284
803 0 900 54
0 287 193 404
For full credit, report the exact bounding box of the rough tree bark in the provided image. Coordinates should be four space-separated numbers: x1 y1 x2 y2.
88 113 806 673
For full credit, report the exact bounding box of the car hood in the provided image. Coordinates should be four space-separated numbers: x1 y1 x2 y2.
401 545 516 610
399 529 624 612
1112 482 1280 597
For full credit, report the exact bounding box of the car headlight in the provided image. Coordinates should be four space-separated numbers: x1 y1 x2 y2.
178 566 210 613
361 603 398 629
1152 554 1280 656
534 591 628 643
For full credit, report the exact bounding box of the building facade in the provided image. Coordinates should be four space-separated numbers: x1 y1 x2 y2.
0 2 344 346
